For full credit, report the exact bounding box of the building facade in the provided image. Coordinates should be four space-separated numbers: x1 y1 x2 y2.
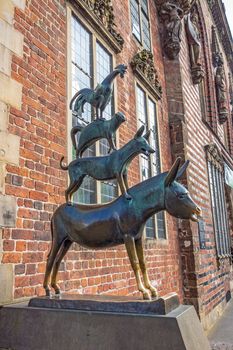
0 0 232 330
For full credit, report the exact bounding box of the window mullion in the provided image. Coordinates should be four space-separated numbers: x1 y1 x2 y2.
212 164 221 256
220 172 230 255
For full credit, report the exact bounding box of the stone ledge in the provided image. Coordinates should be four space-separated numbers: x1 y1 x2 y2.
29 292 180 315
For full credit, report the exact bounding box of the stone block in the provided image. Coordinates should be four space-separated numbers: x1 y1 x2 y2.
0 264 13 304
0 44 11 76
0 194 17 227
12 0 26 11
0 18 23 56
0 131 20 165
0 162 6 193
0 0 14 24
0 101 9 132
0 73 22 109
0 303 211 350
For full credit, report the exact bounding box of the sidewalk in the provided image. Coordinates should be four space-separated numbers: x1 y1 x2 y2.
208 299 233 350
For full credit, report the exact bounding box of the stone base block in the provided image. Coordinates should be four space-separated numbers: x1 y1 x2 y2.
28 292 180 315
0 300 211 350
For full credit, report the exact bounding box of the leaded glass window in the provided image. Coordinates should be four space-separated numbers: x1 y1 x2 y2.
206 146 231 257
130 0 151 50
71 15 118 204
136 85 166 239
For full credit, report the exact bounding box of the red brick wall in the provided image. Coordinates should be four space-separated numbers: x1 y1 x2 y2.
165 0 233 326
2 0 183 301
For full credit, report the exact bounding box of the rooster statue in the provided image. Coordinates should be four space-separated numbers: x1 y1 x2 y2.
69 64 127 119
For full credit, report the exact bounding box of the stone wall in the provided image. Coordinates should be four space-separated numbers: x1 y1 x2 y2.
163 0 233 330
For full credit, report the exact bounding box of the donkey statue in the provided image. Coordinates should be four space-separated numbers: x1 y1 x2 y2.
43 158 201 299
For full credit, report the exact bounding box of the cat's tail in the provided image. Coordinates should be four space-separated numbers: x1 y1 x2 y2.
60 156 68 170
71 125 83 151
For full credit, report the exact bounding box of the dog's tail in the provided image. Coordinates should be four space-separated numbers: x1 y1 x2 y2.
60 156 68 170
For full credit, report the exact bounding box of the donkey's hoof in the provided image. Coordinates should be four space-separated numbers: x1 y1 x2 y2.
44 288 51 297
142 291 151 300
125 193 132 200
150 288 158 298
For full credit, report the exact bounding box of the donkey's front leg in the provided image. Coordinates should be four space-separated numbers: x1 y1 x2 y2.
124 235 151 300
135 238 158 298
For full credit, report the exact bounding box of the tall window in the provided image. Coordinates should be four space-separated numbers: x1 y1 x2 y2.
206 145 231 257
71 15 118 204
130 0 151 50
136 85 166 239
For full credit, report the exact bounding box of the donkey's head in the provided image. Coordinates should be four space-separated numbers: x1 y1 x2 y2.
115 64 127 78
164 158 201 222
133 125 155 156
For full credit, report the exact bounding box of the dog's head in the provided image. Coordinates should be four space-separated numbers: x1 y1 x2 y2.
133 125 155 156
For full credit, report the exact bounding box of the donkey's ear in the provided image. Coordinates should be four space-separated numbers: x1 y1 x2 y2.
176 160 190 180
143 130 151 141
134 125 145 139
165 157 181 187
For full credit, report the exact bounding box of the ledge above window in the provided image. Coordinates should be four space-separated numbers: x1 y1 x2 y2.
70 0 124 53
131 49 162 100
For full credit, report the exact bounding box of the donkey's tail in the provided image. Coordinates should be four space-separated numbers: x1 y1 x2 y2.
60 156 68 170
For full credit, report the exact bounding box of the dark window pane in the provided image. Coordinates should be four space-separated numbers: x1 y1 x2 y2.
71 16 96 204
130 0 141 41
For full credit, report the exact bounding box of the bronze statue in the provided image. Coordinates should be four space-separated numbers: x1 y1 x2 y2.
60 125 154 202
70 64 127 119
185 11 204 84
71 112 126 157
43 157 201 299
159 2 183 59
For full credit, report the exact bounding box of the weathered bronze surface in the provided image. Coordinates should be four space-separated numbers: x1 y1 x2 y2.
61 125 154 202
71 112 126 157
43 157 201 299
29 292 180 315
70 64 127 119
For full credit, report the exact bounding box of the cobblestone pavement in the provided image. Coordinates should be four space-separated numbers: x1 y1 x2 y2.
208 299 233 350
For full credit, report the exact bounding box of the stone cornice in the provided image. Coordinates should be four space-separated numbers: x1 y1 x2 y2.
131 49 162 100
154 0 196 16
70 0 124 53
207 0 233 72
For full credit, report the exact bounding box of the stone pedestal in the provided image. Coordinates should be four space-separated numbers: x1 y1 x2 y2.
0 293 211 350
